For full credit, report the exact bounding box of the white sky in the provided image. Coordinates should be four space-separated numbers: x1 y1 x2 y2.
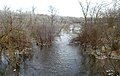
0 0 113 17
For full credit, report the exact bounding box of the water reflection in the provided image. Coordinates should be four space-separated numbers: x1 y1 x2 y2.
22 44 118 76
24 33 84 76
0 32 120 76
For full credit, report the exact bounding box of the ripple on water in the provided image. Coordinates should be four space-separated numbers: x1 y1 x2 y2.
19 33 87 76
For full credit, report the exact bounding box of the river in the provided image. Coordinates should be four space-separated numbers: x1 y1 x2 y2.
17 32 88 76
1 31 120 76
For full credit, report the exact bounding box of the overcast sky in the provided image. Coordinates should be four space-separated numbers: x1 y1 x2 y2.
0 0 113 17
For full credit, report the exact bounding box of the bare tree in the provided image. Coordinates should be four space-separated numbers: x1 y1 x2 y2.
78 0 90 25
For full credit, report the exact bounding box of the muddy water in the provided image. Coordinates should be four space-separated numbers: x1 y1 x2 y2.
20 32 88 76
